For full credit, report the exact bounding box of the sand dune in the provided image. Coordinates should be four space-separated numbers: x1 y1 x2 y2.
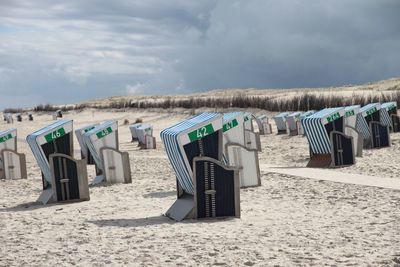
0 109 399 266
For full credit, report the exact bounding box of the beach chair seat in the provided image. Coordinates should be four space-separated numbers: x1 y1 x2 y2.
49 153 89 202
370 122 390 148
0 149 27 180
100 147 132 184
193 157 240 219
225 143 260 187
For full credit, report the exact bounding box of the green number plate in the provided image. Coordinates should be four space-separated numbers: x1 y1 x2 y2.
326 112 341 123
345 110 355 117
44 128 66 142
96 127 113 139
188 123 215 142
0 133 12 143
244 116 249 122
223 119 239 132
366 107 378 116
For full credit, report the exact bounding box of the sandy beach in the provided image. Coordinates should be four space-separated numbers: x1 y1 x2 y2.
0 109 399 266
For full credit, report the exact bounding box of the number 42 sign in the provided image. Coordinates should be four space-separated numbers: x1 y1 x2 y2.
188 123 215 142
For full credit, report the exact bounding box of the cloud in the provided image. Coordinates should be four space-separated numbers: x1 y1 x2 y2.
0 0 399 108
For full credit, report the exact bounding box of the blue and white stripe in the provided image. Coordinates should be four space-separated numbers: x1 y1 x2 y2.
160 112 222 195
302 108 344 154
356 103 381 139
380 102 397 127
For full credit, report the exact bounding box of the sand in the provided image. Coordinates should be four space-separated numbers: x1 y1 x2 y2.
0 109 399 266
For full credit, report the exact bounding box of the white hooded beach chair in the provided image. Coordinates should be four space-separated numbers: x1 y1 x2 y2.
161 112 240 221
136 124 156 149
27 120 89 204
298 110 316 135
273 112 290 134
129 123 142 142
83 121 131 185
344 105 363 157
243 112 261 151
255 115 272 135
356 103 390 149
5 114 13 124
223 112 261 188
0 129 27 180
381 102 398 132
302 107 355 167
286 112 302 136
75 124 98 165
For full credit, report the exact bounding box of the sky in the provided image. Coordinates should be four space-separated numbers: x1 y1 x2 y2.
0 0 399 109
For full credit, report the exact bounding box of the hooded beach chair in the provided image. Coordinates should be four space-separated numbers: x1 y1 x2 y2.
0 129 27 180
16 113 22 122
286 112 302 136
5 114 13 124
298 110 316 135
356 103 390 149
75 124 98 165
273 112 290 134
344 105 363 157
129 123 142 142
83 121 131 185
302 107 355 167
28 113 33 121
136 124 156 149
255 115 272 135
161 112 240 221
27 120 89 204
243 112 261 151
223 112 261 188
381 102 398 132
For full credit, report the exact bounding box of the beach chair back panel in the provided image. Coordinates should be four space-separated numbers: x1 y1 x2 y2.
226 145 260 188
101 148 131 184
1 150 27 179
183 131 220 171
370 122 390 148
330 131 355 167
50 154 89 202
194 157 239 218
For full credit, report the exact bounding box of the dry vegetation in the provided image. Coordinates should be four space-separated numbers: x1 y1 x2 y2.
4 78 400 113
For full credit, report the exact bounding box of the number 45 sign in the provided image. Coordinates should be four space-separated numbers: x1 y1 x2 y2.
188 123 215 142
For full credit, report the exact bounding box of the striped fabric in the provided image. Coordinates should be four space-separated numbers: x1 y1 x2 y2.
273 112 290 131
302 108 344 154
356 103 381 139
160 112 222 195
380 102 397 127
27 120 73 184
83 121 118 171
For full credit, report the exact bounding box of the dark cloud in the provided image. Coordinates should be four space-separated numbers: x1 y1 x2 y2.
0 0 399 108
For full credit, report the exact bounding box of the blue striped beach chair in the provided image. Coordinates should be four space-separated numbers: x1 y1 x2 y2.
356 103 390 148
380 102 398 132
302 107 355 167
298 110 316 135
27 120 89 204
161 112 240 221
223 112 261 188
